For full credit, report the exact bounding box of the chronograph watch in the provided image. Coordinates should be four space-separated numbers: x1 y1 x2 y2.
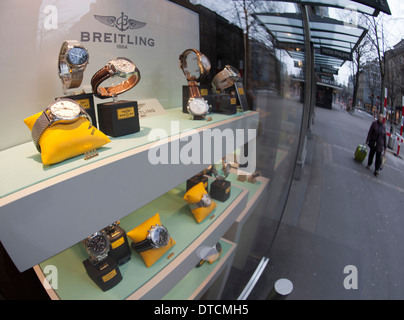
131 224 170 252
58 40 89 90
91 57 140 99
31 98 92 152
83 230 123 291
85 231 110 263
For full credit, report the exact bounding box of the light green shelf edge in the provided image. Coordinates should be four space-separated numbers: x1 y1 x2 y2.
0 108 252 198
37 180 244 300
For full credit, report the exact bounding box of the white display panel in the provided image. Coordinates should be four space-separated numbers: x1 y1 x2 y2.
0 0 199 150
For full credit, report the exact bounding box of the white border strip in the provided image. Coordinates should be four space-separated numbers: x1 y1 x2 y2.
237 256 269 300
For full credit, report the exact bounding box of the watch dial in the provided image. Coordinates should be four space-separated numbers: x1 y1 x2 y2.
67 47 88 66
150 225 169 247
114 58 136 73
89 235 107 253
50 100 81 119
202 194 212 207
189 98 209 116
200 55 211 70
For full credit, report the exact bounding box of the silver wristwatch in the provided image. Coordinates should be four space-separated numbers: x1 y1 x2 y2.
58 40 89 90
131 224 170 252
85 231 110 264
212 159 231 180
31 98 92 152
190 193 213 210
212 65 241 92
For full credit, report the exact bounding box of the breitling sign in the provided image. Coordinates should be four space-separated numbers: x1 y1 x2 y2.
81 12 155 49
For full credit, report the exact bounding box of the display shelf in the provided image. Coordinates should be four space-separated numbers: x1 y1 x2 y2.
162 239 236 300
33 180 248 300
0 108 258 272
224 171 270 243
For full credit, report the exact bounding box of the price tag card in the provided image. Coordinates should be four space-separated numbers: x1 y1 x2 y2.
137 98 166 118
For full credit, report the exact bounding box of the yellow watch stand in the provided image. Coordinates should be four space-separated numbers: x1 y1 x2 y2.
183 182 217 223
24 111 110 165
127 213 176 268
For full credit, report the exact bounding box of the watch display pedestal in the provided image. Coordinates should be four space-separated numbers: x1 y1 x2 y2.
97 100 140 137
210 179 231 202
83 256 123 292
56 93 97 128
186 174 209 193
107 226 131 266
210 94 237 115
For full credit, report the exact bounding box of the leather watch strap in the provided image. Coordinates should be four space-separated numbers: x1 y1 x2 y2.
91 67 140 99
131 239 152 252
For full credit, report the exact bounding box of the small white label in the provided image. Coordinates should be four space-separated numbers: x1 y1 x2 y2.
138 98 166 118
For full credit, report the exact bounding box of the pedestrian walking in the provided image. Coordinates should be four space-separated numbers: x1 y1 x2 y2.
366 113 387 177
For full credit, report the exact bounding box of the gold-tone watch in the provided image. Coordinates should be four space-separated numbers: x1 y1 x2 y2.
179 49 211 120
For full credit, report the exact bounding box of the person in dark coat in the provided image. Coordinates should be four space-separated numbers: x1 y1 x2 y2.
366 113 387 176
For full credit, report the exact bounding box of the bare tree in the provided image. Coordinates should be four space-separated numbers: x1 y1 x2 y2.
350 36 371 111
362 14 390 113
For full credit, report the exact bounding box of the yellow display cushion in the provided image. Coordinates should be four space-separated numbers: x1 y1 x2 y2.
24 111 110 165
127 213 176 268
183 182 217 223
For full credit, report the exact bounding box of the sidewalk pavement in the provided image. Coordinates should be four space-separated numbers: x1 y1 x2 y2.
249 104 404 300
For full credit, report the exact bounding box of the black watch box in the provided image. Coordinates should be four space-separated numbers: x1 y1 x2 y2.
186 174 209 193
83 256 123 291
97 100 140 137
107 225 131 266
210 179 231 202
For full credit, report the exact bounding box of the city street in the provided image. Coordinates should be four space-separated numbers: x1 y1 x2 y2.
250 104 404 300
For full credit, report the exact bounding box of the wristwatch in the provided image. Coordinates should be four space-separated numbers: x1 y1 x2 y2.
187 96 210 120
58 40 89 90
212 159 231 180
212 65 241 92
131 224 170 252
91 57 140 99
85 231 110 264
190 193 212 210
179 49 211 82
31 98 92 152
179 49 211 120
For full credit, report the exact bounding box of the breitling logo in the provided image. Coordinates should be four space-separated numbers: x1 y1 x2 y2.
81 11 155 48
94 12 146 32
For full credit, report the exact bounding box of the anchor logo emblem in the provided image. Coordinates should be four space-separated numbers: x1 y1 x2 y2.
94 12 146 31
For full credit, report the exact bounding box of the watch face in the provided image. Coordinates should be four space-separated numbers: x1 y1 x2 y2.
88 234 108 254
67 47 88 66
201 194 212 207
200 55 211 71
50 99 81 119
188 98 209 116
226 65 241 78
149 225 169 248
113 58 136 73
